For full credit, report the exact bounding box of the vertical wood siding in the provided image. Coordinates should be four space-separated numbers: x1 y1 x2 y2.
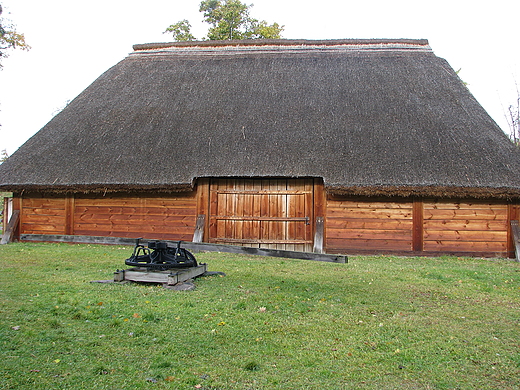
423 200 508 254
208 178 314 251
326 197 413 252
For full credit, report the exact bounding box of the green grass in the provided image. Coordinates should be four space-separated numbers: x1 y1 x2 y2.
1 243 519 389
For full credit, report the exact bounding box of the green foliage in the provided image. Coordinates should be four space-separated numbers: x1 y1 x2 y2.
0 4 30 68
163 19 196 42
246 20 284 40
1 243 520 389
165 0 284 42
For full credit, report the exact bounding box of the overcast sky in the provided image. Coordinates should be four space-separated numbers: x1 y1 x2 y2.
0 0 519 155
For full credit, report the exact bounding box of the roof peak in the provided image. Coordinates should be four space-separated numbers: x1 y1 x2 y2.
132 38 431 54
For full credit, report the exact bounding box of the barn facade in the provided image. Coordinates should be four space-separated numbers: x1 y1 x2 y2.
2 39 520 257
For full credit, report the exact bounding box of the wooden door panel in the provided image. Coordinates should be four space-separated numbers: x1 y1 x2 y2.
209 178 314 251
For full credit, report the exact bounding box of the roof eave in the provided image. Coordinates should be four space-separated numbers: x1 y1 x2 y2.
0 183 194 195
326 184 520 200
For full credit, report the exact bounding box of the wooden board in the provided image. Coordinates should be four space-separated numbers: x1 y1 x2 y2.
1 210 19 245
510 220 520 261
20 234 347 263
193 214 205 243
114 264 207 285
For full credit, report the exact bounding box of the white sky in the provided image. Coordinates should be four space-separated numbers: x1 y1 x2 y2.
0 0 519 155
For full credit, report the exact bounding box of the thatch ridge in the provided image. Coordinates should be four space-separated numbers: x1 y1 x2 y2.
2 39 520 198
133 38 430 51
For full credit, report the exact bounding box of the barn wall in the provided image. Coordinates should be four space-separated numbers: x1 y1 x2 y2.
326 197 414 253
325 195 515 257
19 191 198 241
14 190 519 257
423 200 508 255
20 194 67 235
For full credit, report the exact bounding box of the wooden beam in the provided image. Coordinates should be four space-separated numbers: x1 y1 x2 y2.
507 203 519 258
2 197 8 233
1 210 20 245
313 216 324 253
209 238 312 244
19 233 348 263
413 199 424 252
65 194 75 235
313 178 326 253
114 264 207 285
196 178 210 242
13 195 21 240
193 214 205 243
510 220 520 262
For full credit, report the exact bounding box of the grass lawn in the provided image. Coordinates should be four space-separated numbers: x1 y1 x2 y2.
1 242 519 389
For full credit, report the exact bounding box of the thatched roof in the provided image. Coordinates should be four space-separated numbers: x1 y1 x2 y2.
2 38 520 198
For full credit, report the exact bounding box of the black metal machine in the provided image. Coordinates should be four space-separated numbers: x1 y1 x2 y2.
125 238 197 270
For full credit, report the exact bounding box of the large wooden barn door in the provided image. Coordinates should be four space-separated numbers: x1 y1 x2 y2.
208 178 314 251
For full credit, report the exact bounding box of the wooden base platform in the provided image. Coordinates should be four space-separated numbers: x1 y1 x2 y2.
114 264 207 286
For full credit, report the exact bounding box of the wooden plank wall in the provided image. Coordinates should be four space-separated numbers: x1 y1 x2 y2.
15 189 518 257
21 194 67 234
326 196 512 256
423 200 508 255
326 197 413 252
19 192 198 241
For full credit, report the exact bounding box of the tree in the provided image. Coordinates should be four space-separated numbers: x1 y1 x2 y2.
507 86 520 146
164 0 283 41
0 4 30 68
163 19 197 42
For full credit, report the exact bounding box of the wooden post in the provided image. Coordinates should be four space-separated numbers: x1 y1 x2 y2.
2 197 8 233
12 195 21 240
507 203 519 258
510 220 520 261
65 194 75 235
193 214 206 243
413 199 424 252
313 178 326 253
196 179 210 242
313 216 324 253
1 210 20 244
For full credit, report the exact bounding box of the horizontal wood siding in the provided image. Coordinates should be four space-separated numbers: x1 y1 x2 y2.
423 200 508 255
18 192 197 241
16 190 514 258
74 193 197 240
326 198 413 252
21 195 67 234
